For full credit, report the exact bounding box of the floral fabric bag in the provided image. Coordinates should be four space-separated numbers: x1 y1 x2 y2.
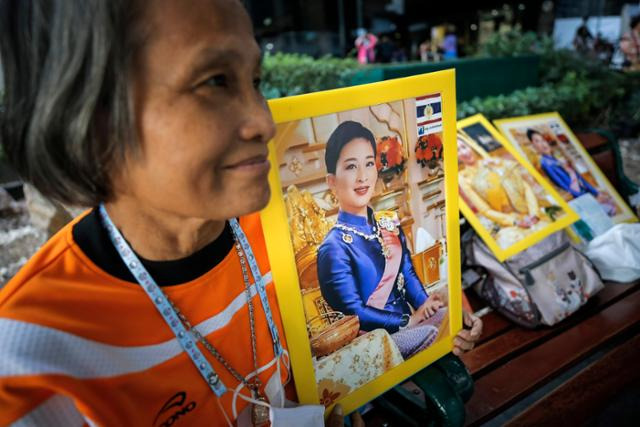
462 229 604 328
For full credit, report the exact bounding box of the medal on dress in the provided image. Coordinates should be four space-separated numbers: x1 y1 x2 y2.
378 216 396 232
396 273 406 297
334 222 389 257
380 218 399 239
382 244 391 258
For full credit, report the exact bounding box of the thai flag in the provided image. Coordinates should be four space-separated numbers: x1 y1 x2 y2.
416 94 443 136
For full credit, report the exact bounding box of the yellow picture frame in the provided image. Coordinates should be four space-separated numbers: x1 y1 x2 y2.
457 114 579 261
494 112 637 226
260 70 462 416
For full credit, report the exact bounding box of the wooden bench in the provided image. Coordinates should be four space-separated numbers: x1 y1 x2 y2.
573 130 639 201
362 281 640 426
363 130 639 426
461 280 640 425
459 129 640 425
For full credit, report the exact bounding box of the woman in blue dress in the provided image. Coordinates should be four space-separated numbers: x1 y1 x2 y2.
526 129 617 216
317 121 445 358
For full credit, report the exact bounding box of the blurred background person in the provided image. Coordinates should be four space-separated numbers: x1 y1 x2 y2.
355 28 377 64
573 16 594 56
376 35 395 63
620 14 640 70
441 25 458 60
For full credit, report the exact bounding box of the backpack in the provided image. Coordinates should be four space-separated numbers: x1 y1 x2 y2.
462 229 604 328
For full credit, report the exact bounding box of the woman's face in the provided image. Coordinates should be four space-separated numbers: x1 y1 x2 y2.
111 0 275 220
457 138 476 166
530 132 552 155
327 137 378 217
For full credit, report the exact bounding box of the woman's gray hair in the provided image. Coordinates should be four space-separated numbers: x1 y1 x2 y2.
0 0 145 206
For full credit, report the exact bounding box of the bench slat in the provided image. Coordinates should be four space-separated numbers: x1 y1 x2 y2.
461 282 638 376
474 311 512 346
464 286 640 426
464 290 514 344
575 132 609 152
504 333 640 426
591 151 620 190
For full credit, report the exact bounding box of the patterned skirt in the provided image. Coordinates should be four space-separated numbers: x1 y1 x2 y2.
391 307 446 359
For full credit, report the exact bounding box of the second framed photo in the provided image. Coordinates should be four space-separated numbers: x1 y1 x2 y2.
457 114 579 261
260 71 462 414
494 112 637 234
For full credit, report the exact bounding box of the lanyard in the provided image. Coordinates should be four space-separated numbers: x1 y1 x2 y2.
98 204 281 398
228 219 282 359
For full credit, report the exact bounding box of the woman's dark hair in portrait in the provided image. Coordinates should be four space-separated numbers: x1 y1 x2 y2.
324 120 377 174
0 0 147 206
526 128 542 142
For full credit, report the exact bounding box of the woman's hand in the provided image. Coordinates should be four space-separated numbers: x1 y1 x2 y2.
452 310 482 356
408 300 430 327
423 295 444 318
326 404 364 427
408 296 443 327
407 307 426 328
517 215 539 229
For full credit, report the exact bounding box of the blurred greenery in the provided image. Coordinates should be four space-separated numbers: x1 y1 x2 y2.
460 29 640 132
260 52 360 99
261 32 639 133
1 34 635 169
476 29 555 58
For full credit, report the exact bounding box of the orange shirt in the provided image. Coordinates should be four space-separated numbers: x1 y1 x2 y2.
0 213 292 426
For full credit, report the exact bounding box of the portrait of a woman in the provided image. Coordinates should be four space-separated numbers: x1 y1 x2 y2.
317 121 444 359
526 128 617 216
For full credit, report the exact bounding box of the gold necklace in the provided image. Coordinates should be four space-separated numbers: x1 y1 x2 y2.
333 222 390 258
165 237 268 426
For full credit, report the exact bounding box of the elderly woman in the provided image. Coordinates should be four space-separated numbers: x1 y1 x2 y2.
0 1 295 425
0 1 480 425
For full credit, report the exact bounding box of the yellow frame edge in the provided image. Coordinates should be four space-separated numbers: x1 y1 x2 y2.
260 70 463 415
493 112 638 224
457 113 579 261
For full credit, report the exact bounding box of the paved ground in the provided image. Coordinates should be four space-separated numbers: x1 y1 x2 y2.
0 190 46 288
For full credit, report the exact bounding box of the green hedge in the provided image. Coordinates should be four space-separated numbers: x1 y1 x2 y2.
460 31 640 131
260 37 639 133
349 55 540 102
260 52 360 99
261 52 541 103
457 71 597 124
476 29 555 58
259 31 552 101
459 66 639 132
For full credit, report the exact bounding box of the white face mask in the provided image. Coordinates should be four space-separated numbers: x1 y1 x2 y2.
264 355 287 407
269 405 325 427
233 353 325 427
235 390 324 427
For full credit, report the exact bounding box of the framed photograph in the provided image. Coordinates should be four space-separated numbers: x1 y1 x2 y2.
260 71 462 414
458 114 579 261
494 113 637 236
